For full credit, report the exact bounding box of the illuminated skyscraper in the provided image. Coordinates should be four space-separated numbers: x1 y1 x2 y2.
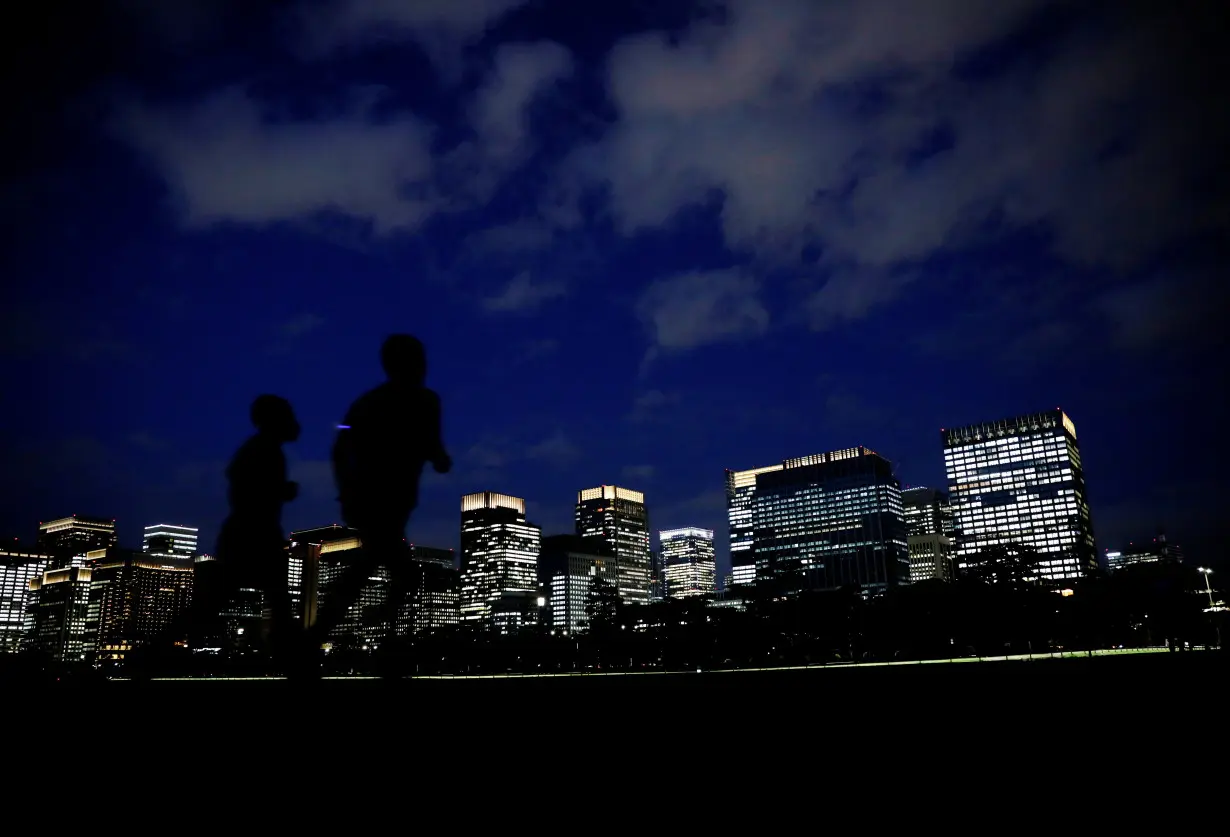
26 566 94 661
901 487 956 582
460 493 541 629
725 464 785 588
539 535 617 634
752 448 909 594
406 545 460 636
289 524 360 628
87 547 194 662
1106 532 1182 572
0 546 51 653
943 409 1097 580
38 515 117 569
660 527 716 598
575 485 650 605
143 524 199 562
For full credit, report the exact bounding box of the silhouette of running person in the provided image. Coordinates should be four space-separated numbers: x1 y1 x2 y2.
192 394 302 666
310 334 451 653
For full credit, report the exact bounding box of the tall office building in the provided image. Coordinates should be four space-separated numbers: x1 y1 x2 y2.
289 525 361 628
539 535 617 634
88 547 194 662
406 545 460 636
660 527 717 598
752 447 909 594
1112 532 1184 570
460 493 541 629
143 524 198 563
26 567 94 660
901 487 956 583
943 409 1097 580
648 549 664 601
0 546 51 653
575 485 650 605
38 515 117 569
725 464 785 588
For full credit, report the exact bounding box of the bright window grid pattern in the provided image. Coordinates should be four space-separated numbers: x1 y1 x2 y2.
755 484 906 568
945 429 1083 578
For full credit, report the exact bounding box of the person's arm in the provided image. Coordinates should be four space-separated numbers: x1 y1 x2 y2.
427 389 451 474
332 424 356 499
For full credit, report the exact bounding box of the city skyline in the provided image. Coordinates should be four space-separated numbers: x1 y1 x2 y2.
4 0 1227 579
4 404 1213 576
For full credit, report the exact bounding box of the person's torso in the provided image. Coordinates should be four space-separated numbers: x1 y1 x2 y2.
345 384 436 486
226 435 287 520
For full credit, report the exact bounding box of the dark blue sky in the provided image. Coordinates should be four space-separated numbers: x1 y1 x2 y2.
3 0 1227 576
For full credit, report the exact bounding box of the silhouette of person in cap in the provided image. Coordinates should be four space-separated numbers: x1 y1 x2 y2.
309 335 451 660
193 394 302 667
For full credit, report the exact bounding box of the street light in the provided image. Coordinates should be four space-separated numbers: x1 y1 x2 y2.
1197 567 1215 609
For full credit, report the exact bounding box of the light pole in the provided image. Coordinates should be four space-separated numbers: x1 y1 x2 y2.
1197 567 1215 609
1197 568 1220 649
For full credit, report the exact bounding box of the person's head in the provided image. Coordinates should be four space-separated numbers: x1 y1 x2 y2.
250 394 300 442
381 334 427 385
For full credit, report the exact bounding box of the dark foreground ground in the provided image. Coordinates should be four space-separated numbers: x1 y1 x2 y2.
17 651 1227 787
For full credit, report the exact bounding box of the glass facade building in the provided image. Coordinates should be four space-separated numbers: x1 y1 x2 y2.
142 524 199 562
26 566 94 660
88 548 194 662
901 487 956 583
539 535 617 634
752 448 909 594
575 485 650 605
0 548 51 653
460 492 541 629
660 527 716 598
943 409 1097 581
725 464 785 589
37 515 117 569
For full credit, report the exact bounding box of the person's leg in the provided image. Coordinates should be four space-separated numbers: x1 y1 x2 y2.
311 549 380 642
365 508 413 638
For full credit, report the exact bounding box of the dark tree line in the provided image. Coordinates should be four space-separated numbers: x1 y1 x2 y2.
344 549 1221 677
7 547 1218 680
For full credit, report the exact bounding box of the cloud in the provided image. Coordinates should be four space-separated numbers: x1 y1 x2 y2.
470 42 572 167
278 312 326 339
116 37 570 241
627 389 680 424
636 269 769 351
524 430 580 467
294 0 529 75
621 464 655 482
653 488 729 533
1093 270 1221 352
116 87 438 233
824 392 892 428
510 338 559 365
558 0 1230 324
440 41 573 205
481 272 567 313
127 432 171 453
804 267 916 332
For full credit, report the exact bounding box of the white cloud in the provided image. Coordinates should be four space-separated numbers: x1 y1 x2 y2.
117 88 437 233
440 41 573 205
524 430 580 466
481 272 566 313
627 389 680 424
559 0 1229 325
637 269 768 350
295 0 528 74
621 464 655 482
471 42 572 166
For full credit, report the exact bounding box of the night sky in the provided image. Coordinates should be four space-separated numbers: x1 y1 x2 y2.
3 0 1227 577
